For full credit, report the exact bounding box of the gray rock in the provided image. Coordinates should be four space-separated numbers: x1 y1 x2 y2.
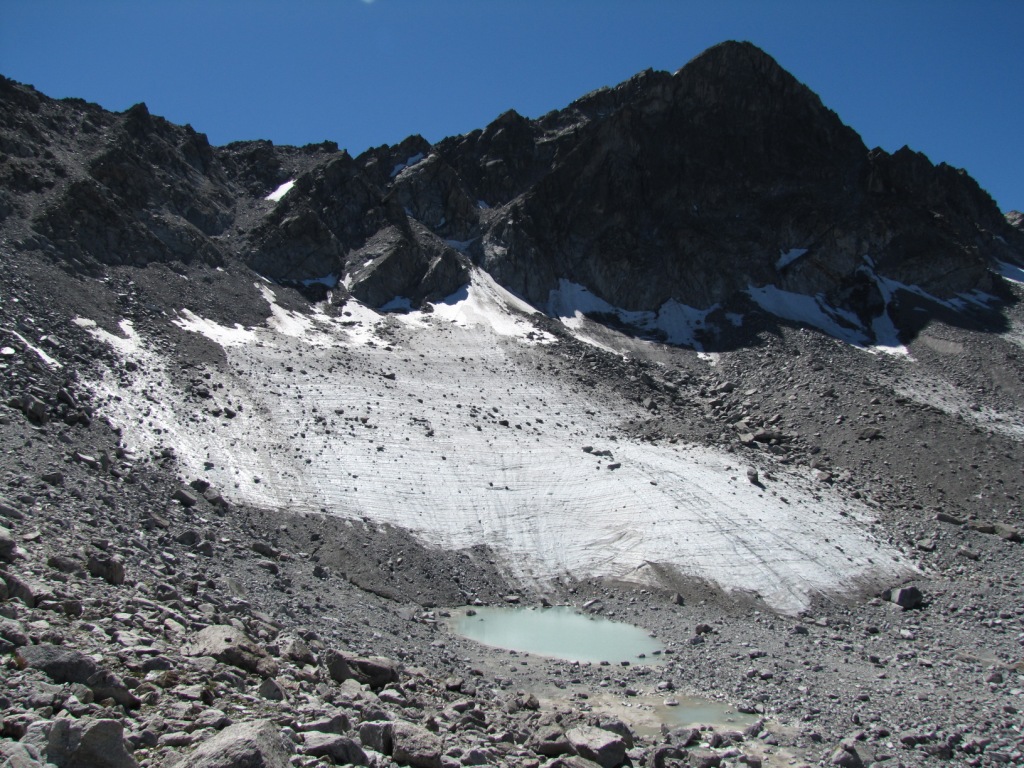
23 717 138 768
173 488 200 507
16 644 99 684
47 554 86 574
886 586 923 609
0 741 45 768
87 552 126 585
391 721 443 768
280 634 316 666
664 727 701 747
41 470 64 486
86 667 141 709
542 757 605 768
184 624 278 677
302 732 367 765
688 750 722 768
257 677 286 701
647 745 688 768
0 524 21 561
3 571 52 607
593 717 634 749
829 742 864 767
298 712 350 735
565 726 626 768
0 495 25 521
0 615 29 646
358 721 394 755
178 720 293 768
193 708 233 731
531 725 574 757
994 522 1023 543
251 541 280 558
15 643 140 708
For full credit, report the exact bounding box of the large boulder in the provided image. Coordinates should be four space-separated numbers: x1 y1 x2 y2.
390 721 443 768
531 725 574 757
86 552 126 585
183 625 278 677
22 718 138 768
178 720 292 768
564 726 627 768
323 649 400 690
0 616 29 647
3 571 52 607
16 643 98 683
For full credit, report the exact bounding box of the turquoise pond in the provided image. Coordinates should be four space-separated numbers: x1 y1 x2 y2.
451 605 664 664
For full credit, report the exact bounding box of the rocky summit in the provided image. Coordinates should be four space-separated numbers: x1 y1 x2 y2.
1 40 1023 768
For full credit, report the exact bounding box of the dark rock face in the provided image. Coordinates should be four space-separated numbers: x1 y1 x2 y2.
2 39 1022 325
473 42 1017 313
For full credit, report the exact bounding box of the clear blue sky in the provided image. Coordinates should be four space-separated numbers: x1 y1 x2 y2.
2 1 1022 212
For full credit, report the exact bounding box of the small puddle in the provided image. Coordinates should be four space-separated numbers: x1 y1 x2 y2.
450 605 663 664
557 691 756 739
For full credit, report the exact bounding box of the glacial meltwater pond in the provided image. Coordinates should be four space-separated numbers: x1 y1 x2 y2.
451 605 664 664
450 606 756 733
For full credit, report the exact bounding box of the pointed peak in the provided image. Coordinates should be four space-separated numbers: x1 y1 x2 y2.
670 39 839 126
678 40 783 77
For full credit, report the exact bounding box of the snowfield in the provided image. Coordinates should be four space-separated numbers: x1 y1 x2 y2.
77 272 919 614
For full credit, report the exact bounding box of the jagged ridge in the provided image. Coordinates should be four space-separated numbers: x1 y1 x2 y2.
1 40 1022 344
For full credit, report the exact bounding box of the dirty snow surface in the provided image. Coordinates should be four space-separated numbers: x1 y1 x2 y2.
78 271 915 614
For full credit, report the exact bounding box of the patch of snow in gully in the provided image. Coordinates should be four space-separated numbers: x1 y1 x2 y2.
78 281 915 614
390 153 425 178
547 280 714 349
775 248 808 270
174 310 256 347
396 271 555 343
6 328 62 369
265 180 295 202
747 285 869 347
997 261 1024 285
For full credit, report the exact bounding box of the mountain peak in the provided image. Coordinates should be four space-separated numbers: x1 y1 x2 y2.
678 39 780 74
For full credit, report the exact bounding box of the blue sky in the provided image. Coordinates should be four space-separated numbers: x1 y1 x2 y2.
2 1 1021 212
